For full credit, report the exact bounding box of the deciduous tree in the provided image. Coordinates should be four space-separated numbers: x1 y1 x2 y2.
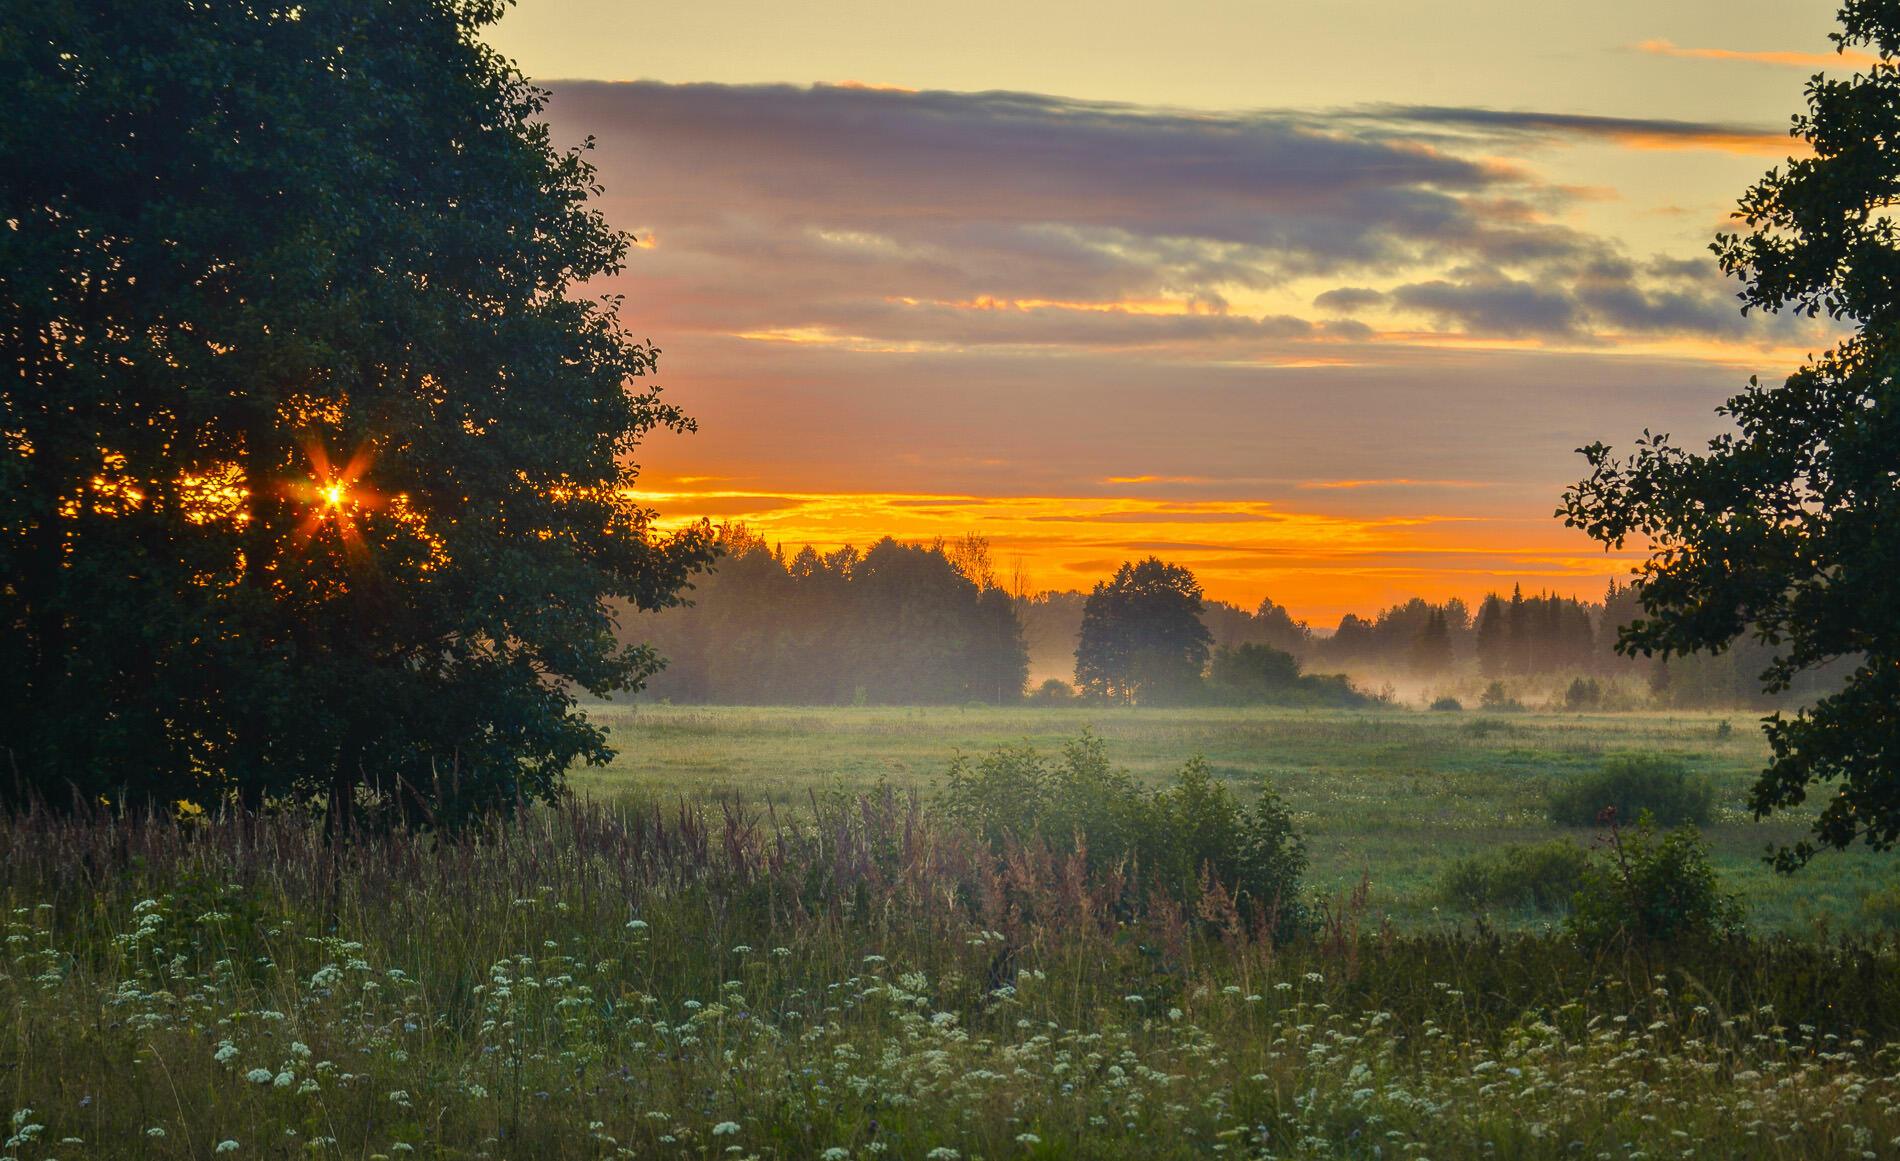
1074 557 1212 704
1563 0 1899 867
0 0 714 822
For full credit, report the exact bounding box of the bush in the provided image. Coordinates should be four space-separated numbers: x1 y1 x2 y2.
1547 754 1715 827
940 732 1308 938
1565 677 1603 710
1203 645 1372 708
1429 696 1463 712
1567 816 1741 946
1027 678 1076 704
1479 681 1525 712
1435 839 1589 913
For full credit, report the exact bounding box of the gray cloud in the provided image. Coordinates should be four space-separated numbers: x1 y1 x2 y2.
544 81 1806 350
1314 287 1386 313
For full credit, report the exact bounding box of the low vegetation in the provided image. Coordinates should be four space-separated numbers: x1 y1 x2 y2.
940 734 1309 940
5 792 1900 1159
1547 754 1715 828
1567 817 1744 947
1435 839 1589 914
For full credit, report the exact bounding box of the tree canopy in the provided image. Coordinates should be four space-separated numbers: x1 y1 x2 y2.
634 530 1029 705
1562 0 1899 868
0 0 714 822
1074 557 1213 704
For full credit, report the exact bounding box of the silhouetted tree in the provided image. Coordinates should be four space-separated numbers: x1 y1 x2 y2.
1074 558 1212 704
1253 597 1317 654
1410 609 1455 675
1474 594 1508 677
0 0 714 821
1564 0 1899 867
636 529 1028 705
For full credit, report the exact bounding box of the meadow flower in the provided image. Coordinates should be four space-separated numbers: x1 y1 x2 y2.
713 1122 741 1136
245 1068 274 1084
215 1141 240 1153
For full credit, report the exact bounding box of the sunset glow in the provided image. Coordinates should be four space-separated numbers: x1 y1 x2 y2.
630 480 1644 623
484 1 1855 623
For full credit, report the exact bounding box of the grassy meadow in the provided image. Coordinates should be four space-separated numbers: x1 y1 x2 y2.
574 703 1897 933
7 703 1900 1159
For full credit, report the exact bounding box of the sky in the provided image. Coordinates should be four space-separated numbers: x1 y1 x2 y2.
485 1 1854 624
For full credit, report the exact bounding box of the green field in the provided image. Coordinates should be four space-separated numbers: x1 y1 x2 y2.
8 708 1900 1159
576 703 1897 931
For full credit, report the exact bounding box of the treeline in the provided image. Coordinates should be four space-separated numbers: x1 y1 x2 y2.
628 528 1836 708
633 529 1026 705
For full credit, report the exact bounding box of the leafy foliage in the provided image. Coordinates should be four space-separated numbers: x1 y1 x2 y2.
1547 755 1715 828
1562 1 1899 867
1027 677 1077 704
1567 816 1743 947
1479 681 1526 712
1205 642 1372 708
1436 839 1589 914
0 0 714 821
939 733 1309 938
1074 557 1213 704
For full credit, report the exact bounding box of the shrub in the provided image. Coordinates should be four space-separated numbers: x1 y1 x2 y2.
1027 677 1076 704
1435 839 1589 913
1567 815 1742 946
1564 677 1603 710
1547 754 1715 827
940 733 1308 938
1429 696 1463 712
1203 645 1371 708
1479 681 1525 712
1297 672 1375 708
1208 643 1300 694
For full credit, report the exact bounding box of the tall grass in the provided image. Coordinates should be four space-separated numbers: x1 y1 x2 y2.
4 798 1899 1158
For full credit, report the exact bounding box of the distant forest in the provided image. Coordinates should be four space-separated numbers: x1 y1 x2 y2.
627 527 1844 708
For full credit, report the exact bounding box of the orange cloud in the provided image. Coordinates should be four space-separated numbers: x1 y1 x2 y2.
1605 125 1806 157
1636 38 1880 70
829 80 921 93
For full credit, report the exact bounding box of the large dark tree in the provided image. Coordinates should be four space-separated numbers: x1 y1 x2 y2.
0 0 715 821
1562 0 1898 868
1074 557 1212 704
